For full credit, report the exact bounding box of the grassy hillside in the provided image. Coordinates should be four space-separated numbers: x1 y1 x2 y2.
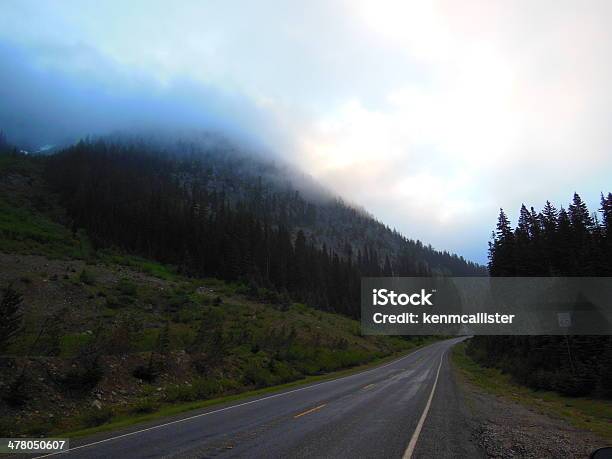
0 152 426 436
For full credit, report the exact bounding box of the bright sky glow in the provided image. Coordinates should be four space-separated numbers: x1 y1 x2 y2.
1 0 611 262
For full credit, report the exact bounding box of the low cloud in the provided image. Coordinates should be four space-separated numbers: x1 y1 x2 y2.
2 0 612 262
0 41 283 153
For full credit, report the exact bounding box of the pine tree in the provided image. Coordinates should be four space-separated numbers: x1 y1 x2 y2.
601 193 612 236
496 208 513 239
568 193 595 273
514 205 534 274
540 201 559 274
516 204 531 238
569 192 593 232
541 201 558 232
556 207 574 274
489 209 515 275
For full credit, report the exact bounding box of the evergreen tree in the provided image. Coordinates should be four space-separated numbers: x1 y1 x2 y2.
479 192 612 398
514 205 534 274
601 193 612 237
541 201 558 232
488 209 515 275
568 193 595 273
556 207 574 274
601 193 612 274
568 192 593 233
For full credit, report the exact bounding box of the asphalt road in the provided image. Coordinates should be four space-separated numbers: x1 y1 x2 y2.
39 337 482 459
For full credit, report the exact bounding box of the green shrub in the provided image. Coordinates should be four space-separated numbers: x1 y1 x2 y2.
24 419 54 436
269 360 301 384
174 307 201 324
117 278 137 296
165 378 233 402
80 406 113 427
79 269 96 285
105 296 123 309
166 293 192 314
192 378 223 398
243 361 275 388
59 333 93 357
129 399 159 414
164 385 192 402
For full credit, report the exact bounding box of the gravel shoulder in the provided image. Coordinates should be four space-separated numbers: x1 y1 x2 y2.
453 343 608 458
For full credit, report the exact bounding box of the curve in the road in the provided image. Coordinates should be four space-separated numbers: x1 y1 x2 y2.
36 337 479 459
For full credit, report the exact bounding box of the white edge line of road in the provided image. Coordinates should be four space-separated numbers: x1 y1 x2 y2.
402 350 445 459
35 341 442 458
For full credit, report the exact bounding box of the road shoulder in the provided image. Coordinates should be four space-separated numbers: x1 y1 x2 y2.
452 341 609 458
411 346 485 458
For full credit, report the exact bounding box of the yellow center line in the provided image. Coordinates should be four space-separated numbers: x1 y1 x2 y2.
293 403 327 419
362 383 375 390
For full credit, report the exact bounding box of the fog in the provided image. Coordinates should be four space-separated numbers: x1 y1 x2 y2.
0 42 283 154
2 1 612 263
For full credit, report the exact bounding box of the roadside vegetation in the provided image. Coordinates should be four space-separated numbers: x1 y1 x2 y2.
452 341 612 441
0 248 429 437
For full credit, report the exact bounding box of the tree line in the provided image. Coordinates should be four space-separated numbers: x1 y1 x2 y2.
469 192 612 397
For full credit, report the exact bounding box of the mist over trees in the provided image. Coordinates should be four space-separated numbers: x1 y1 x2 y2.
44 139 482 319
469 193 612 397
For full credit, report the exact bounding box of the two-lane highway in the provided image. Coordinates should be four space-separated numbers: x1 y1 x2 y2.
40 337 482 458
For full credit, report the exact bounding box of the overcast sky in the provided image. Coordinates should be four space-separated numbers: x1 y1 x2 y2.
1 0 611 263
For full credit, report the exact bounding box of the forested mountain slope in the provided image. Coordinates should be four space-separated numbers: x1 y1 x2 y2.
36 136 482 318
92 134 483 278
